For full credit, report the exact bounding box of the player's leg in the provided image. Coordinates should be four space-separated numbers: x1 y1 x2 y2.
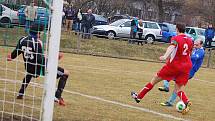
131 65 174 103
160 83 177 106
161 72 194 107
131 75 163 103
175 83 191 114
158 80 170 92
174 71 192 114
55 67 69 106
17 74 33 99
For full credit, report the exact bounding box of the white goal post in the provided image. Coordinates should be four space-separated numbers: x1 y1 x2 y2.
42 0 63 121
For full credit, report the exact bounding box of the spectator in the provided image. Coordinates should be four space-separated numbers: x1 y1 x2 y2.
0 4 3 16
62 5 67 28
130 17 138 39
204 23 215 48
64 4 75 31
24 1 37 33
137 19 144 45
129 17 138 43
75 8 82 32
81 9 95 39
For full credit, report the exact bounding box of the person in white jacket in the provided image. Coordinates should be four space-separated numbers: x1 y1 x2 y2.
137 19 144 45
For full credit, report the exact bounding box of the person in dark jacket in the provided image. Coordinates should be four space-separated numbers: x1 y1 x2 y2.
62 5 67 28
64 4 75 31
130 17 138 39
204 24 215 48
129 17 138 44
81 9 95 39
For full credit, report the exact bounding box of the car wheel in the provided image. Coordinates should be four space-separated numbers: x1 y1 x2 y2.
0 17 12 28
145 35 155 44
107 31 116 39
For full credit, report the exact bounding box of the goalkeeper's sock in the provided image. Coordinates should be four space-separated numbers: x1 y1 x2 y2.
55 75 68 98
177 91 189 104
137 82 154 99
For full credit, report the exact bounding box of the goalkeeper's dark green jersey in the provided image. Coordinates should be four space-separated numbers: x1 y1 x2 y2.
11 36 45 77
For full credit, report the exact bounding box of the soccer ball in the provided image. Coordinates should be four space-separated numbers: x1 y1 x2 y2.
176 101 186 112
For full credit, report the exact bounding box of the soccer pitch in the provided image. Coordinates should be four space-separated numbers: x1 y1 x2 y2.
1 50 215 121
56 53 215 121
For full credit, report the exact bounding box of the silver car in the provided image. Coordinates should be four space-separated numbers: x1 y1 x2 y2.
92 19 162 43
0 4 19 25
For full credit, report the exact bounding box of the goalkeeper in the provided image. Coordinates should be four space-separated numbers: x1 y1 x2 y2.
7 24 69 106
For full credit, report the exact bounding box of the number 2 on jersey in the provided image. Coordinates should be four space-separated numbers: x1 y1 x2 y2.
182 44 188 55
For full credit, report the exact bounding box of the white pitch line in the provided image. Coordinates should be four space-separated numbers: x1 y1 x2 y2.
0 78 192 121
64 90 190 121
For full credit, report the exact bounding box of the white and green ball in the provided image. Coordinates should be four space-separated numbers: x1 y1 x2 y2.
176 101 186 112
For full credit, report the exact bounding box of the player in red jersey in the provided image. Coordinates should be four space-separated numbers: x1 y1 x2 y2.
131 23 193 114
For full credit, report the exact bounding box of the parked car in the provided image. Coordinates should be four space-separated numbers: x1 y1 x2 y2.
158 23 176 43
185 27 215 47
2 3 22 11
72 13 108 30
93 14 108 25
18 5 50 27
92 19 162 43
108 14 131 23
0 4 19 26
185 27 205 41
82 13 108 25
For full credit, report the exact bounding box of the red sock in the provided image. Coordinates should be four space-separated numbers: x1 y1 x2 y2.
177 91 189 104
137 82 154 99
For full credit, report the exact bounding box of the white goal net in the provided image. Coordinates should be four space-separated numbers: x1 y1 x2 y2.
0 0 63 120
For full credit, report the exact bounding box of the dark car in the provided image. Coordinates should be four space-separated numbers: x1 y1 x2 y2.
108 14 130 23
159 23 177 43
80 13 108 25
18 5 50 27
72 13 108 30
93 14 108 25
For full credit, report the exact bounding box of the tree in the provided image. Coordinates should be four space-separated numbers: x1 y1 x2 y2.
157 0 164 22
182 0 215 27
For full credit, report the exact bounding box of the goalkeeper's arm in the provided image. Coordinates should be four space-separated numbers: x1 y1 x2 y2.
8 38 23 61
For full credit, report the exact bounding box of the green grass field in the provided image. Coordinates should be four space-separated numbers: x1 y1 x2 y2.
55 53 215 121
1 27 215 121
1 49 215 121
